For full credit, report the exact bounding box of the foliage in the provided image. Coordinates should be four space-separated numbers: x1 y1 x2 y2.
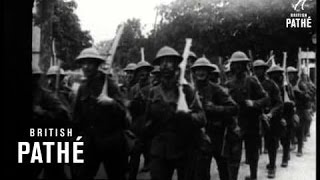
34 0 93 70
100 0 316 68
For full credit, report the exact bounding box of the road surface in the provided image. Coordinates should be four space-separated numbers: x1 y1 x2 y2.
92 114 316 180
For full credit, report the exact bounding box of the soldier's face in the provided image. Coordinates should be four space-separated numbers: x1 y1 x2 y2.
288 73 297 83
81 60 100 78
253 66 266 78
125 71 134 83
269 72 283 84
159 58 177 78
231 62 248 75
137 70 150 83
194 68 209 81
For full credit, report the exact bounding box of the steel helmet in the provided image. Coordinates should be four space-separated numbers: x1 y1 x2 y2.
46 66 65 76
151 65 160 74
189 51 197 59
286 66 298 73
191 57 216 72
224 63 231 73
135 61 154 72
153 46 182 65
229 51 250 63
253 59 268 68
211 64 220 73
75 47 105 64
123 63 137 72
266 65 284 74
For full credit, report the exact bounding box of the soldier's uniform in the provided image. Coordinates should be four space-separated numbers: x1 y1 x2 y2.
278 76 296 168
72 48 129 179
225 51 268 180
145 46 206 180
299 73 315 139
127 61 153 180
31 67 71 179
292 72 313 156
259 64 284 178
191 57 239 180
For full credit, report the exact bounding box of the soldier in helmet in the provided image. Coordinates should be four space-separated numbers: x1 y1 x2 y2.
127 60 153 180
225 51 268 180
224 63 233 83
253 62 283 178
185 51 197 84
144 46 206 180
72 47 129 179
46 66 73 111
191 57 239 180
31 65 71 179
267 65 297 170
299 70 315 139
151 65 161 87
291 69 313 156
286 67 300 150
209 64 221 85
121 63 137 99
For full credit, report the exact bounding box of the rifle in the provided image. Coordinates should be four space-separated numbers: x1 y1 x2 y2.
140 47 145 62
266 50 276 67
51 38 61 95
97 24 125 104
176 38 192 112
282 52 290 102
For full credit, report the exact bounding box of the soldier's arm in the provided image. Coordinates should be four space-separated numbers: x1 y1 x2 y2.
268 83 283 117
250 77 269 109
205 84 239 116
184 85 206 128
107 76 131 128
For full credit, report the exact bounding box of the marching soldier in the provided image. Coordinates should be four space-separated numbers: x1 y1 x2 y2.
254 63 283 178
121 63 137 99
191 57 239 180
286 66 300 151
292 69 313 156
128 60 153 180
31 65 71 179
46 66 73 112
72 47 129 179
225 51 268 180
185 51 197 84
224 63 233 83
144 46 206 180
267 66 296 170
299 71 315 139
209 64 221 84
151 65 161 86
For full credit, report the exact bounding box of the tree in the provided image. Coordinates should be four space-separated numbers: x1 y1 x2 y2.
96 18 146 70
147 0 316 66
34 0 93 70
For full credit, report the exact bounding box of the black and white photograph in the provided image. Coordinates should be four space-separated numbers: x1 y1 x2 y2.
6 0 317 179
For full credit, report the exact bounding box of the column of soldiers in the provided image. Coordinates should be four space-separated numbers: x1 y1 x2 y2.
31 45 316 180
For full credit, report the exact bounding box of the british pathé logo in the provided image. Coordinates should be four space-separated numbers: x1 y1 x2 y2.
286 0 312 28
293 0 307 11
